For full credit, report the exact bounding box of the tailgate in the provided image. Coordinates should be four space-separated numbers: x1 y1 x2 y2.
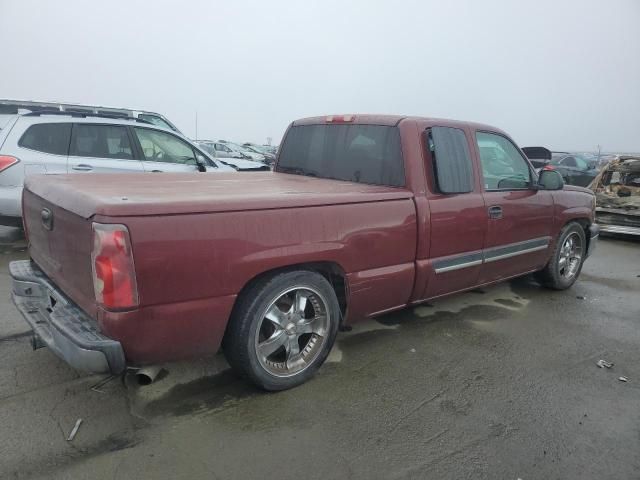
23 189 96 317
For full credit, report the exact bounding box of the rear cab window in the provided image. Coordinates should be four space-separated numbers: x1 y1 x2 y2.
277 124 405 187
475 132 532 190
18 123 72 155
426 126 474 194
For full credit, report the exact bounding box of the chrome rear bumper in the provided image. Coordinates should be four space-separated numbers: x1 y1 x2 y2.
10 260 125 374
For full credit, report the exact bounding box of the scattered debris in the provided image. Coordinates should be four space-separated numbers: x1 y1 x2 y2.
67 418 83 442
90 374 117 393
410 348 416 353
619 376 629 382
596 359 614 369
576 295 585 300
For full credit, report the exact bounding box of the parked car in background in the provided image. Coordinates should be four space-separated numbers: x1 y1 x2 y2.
242 143 276 164
589 156 640 235
196 140 243 159
218 140 267 162
522 146 553 169
523 146 598 187
0 112 238 227
10 114 597 391
0 99 182 134
195 140 270 171
547 153 599 187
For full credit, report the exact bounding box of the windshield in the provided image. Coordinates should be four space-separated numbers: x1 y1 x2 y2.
138 114 177 132
197 142 216 155
221 142 247 153
277 124 405 186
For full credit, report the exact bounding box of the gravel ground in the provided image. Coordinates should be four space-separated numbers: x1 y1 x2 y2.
0 234 638 480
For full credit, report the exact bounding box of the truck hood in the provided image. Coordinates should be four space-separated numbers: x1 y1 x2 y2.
563 184 594 195
25 172 413 218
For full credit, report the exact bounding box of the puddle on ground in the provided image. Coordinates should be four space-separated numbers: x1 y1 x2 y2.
130 369 258 420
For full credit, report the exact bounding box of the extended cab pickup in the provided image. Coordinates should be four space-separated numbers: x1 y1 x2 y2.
10 115 599 390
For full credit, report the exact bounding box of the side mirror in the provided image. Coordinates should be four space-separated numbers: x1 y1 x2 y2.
195 154 207 172
538 169 564 190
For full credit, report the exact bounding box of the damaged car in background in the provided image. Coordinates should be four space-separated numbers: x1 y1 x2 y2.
522 146 599 187
589 156 640 235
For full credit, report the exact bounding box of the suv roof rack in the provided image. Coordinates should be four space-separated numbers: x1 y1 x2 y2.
0 99 180 132
21 110 154 125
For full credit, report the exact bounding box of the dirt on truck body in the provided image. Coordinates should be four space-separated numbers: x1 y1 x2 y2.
590 156 640 235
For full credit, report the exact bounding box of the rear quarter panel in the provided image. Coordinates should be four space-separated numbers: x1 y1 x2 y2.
95 199 417 363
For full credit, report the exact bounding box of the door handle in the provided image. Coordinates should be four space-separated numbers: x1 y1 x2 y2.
72 164 93 171
488 205 503 219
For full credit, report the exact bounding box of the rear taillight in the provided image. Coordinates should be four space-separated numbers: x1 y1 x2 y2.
91 223 139 310
0 155 19 172
543 164 555 171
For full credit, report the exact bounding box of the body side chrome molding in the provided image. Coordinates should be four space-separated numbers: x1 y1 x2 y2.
433 236 551 274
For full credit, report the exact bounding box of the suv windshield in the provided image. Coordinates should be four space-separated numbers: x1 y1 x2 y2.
277 124 405 186
138 114 176 132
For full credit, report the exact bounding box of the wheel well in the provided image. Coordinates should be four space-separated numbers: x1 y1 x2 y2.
566 218 591 250
234 262 348 320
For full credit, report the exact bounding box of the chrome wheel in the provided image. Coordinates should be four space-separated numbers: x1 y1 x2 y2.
558 232 583 280
254 286 330 378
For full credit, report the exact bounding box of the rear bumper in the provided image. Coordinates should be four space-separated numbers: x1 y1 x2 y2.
10 260 125 374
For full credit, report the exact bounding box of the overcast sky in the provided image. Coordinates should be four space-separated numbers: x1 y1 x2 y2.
1 0 638 151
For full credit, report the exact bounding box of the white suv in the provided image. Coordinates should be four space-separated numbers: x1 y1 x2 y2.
0 112 253 227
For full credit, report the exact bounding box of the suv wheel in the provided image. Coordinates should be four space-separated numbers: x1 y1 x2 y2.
223 270 340 391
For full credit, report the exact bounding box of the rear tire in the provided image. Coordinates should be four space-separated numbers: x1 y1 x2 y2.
535 222 586 290
223 270 340 391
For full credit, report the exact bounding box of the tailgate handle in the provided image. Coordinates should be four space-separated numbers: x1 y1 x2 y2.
72 164 93 171
488 205 503 219
41 208 53 230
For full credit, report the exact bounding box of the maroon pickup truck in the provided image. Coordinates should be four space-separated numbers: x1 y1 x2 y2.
10 115 598 390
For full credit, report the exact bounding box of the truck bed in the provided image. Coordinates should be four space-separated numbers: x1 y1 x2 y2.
25 172 413 218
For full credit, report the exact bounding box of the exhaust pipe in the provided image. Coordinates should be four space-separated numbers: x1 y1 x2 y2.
134 366 163 385
31 334 45 350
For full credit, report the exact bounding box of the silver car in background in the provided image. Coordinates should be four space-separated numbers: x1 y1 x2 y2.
195 140 271 170
0 112 238 227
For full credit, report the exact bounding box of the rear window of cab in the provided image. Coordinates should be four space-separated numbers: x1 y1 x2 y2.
277 124 405 187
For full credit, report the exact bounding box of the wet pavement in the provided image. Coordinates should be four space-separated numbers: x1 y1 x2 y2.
1 233 638 479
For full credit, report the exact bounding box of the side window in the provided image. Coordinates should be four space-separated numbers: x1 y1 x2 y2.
475 132 531 190
427 126 474 194
561 156 577 167
70 124 133 159
574 157 588 170
18 123 71 155
134 128 196 165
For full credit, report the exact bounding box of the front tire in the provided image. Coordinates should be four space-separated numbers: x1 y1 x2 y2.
535 222 586 290
223 270 340 391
